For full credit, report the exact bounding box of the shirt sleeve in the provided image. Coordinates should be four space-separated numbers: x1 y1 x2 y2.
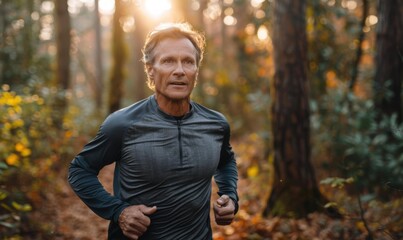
67 115 130 223
214 121 239 214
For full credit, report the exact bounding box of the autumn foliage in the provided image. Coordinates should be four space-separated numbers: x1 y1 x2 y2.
1 0 403 239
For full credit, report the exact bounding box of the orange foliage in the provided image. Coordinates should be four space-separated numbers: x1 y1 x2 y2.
326 70 339 89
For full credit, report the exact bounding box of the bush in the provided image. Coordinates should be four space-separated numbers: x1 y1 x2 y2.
311 86 403 197
0 86 78 237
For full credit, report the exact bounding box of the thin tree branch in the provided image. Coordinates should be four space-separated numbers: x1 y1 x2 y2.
358 195 374 240
349 0 369 90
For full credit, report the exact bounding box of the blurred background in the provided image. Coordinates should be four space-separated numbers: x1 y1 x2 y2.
0 0 402 239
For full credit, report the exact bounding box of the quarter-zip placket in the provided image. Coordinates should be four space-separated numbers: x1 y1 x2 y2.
176 119 183 165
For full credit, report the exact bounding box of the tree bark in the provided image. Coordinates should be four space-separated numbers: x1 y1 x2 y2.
94 0 104 109
374 0 403 123
349 0 369 90
108 0 128 113
53 0 71 127
131 5 148 101
263 0 325 218
22 0 34 70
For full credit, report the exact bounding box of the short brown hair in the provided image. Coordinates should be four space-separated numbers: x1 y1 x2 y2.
142 22 206 90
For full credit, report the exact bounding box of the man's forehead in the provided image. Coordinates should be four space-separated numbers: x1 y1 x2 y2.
154 38 197 57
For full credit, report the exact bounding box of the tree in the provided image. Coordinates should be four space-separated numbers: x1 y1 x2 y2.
94 0 104 108
0 1 45 90
131 4 148 101
53 0 71 126
263 0 326 218
374 0 403 123
349 0 369 91
108 0 128 113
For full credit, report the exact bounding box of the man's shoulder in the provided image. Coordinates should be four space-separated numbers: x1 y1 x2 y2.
191 102 228 122
102 97 152 131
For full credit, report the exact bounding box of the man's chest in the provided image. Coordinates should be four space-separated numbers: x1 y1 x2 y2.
120 123 224 182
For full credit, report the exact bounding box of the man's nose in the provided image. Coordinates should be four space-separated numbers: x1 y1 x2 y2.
173 62 185 76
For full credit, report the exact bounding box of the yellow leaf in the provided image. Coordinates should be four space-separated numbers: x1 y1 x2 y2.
4 122 12 130
247 165 259 178
268 153 274 164
355 221 365 231
29 128 40 138
0 191 8 200
11 201 32 212
6 154 20 166
21 148 31 157
324 202 338 208
64 130 73 139
12 119 24 128
15 143 25 152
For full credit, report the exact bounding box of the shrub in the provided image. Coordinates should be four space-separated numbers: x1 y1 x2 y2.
311 86 403 197
0 86 78 237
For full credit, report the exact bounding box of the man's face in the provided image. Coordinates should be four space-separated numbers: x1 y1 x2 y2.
148 37 198 102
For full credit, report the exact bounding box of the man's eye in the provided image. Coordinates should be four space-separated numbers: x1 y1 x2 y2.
163 59 173 63
184 60 195 65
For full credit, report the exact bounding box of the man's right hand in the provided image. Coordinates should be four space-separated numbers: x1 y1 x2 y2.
118 205 157 240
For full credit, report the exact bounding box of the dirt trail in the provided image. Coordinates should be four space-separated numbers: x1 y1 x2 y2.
51 164 115 240
49 163 230 239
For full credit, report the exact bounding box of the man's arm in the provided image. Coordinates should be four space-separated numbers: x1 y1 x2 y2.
68 156 129 223
214 121 239 222
68 119 130 223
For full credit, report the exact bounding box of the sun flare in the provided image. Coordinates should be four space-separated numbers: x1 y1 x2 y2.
143 0 172 19
99 0 115 15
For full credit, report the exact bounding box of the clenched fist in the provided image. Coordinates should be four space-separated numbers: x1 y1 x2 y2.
118 205 157 240
213 195 235 225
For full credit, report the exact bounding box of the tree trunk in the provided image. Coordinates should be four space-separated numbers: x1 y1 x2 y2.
22 0 34 71
349 0 369 90
193 0 208 100
374 0 403 123
108 0 128 113
94 0 104 109
131 6 148 102
53 0 71 127
263 0 325 218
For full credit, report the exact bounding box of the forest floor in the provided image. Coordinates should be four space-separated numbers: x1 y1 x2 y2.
49 164 114 239
35 163 403 240
29 137 403 240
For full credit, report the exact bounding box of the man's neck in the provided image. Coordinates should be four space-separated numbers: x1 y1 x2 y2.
154 95 190 117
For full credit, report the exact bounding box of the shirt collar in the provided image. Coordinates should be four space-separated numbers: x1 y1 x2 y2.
150 95 194 121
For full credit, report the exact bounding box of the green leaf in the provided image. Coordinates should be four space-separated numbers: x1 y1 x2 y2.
324 202 338 208
1 203 13 212
372 134 387 145
0 214 11 221
11 201 32 212
320 177 354 188
0 162 8 169
0 221 16 228
0 191 8 201
391 126 403 139
360 194 375 203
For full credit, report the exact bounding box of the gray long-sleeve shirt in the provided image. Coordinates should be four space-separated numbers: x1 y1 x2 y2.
68 95 239 240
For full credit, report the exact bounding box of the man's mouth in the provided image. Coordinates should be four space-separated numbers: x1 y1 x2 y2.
170 82 187 86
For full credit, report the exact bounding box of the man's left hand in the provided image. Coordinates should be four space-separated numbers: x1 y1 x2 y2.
213 195 235 225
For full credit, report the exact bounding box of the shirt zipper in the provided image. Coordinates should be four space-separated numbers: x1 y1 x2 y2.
176 119 183 165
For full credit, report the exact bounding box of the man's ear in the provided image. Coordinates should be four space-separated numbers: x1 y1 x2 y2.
146 65 153 78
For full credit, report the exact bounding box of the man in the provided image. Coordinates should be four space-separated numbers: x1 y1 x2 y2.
68 22 239 240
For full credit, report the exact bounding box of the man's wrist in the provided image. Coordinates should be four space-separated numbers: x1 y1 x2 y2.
229 197 239 214
114 204 130 223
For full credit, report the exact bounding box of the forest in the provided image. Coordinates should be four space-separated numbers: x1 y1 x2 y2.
1 0 403 239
